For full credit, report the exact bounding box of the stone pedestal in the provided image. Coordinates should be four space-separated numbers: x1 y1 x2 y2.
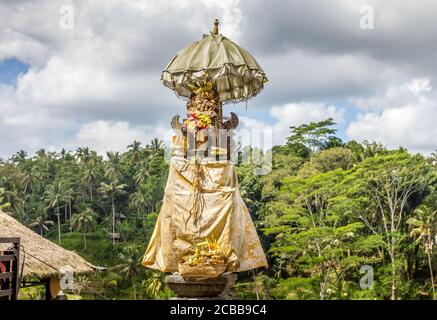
165 272 237 299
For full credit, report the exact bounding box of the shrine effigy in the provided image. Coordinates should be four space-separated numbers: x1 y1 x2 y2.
142 19 268 281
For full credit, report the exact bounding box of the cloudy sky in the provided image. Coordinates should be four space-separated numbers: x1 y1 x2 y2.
1 0 437 158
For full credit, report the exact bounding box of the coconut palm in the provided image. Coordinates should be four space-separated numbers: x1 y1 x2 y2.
21 167 36 194
129 185 153 214
118 219 136 242
142 271 166 299
76 147 93 164
62 184 74 222
11 196 27 223
127 141 143 165
0 187 11 212
44 180 67 244
105 151 122 180
105 152 123 181
82 160 97 201
28 206 53 236
71 208 96 249
35 148 48 160
133 162 149 185
31 161 51 188
10 150 28 164
147 138 164 157
98 180 126 246
407 205 437 300
29 215 54 236
113 246 142 299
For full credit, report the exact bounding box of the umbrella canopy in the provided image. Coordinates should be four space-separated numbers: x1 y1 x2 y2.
161 19 268 103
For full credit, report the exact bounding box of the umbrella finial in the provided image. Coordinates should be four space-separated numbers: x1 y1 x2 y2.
213 18 219 35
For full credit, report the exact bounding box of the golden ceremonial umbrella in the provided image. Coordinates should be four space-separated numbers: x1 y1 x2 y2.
161 19 268 103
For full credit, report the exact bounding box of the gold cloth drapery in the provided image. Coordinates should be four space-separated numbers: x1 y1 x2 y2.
142 154 268 273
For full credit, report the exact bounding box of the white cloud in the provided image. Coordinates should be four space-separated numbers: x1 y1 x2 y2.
404 78 431 96
240 102 345 146
74 120 168 155
351 78 433 111
347 78 437 153
0 0 241 157
1 1 437 158
270 102 345 145
201 0 242 41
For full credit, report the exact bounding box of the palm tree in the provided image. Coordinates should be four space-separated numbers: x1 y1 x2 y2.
62 184 74 222
44 181 67 244
105 152 123 181
63 185 75 232
11 196 27 223
129 185 153 214
147 138 164 157
71 208 96 249
10 150 28 164
127 141 143 165
30 164 49 188
113 246 142 299
134 162 149 185
29 214 54 236
142 272 166 299
76 147 93 164
59 148 66 161
35 148 47 160
407 205 437 300
82 160 97 201
21 167 36 194
98 180 126 246
0 187 12 212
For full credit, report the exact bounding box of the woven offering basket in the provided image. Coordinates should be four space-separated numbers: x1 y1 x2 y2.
178 262 226 278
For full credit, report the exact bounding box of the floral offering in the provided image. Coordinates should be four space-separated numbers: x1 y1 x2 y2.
183 112 212 130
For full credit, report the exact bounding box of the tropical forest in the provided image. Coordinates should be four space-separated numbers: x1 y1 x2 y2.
1 118 436 300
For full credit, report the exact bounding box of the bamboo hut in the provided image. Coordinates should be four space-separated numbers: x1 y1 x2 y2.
0 210 95 299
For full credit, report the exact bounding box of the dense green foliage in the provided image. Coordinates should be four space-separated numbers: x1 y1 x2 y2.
0 139 169 299
237 120 437 300
1 121 437 300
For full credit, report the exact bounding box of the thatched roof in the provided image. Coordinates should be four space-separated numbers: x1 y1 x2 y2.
0 211 95 279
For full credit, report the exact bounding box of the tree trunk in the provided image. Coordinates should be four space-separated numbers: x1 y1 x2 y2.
319 268 329 300
112 197 116 247
390 213 396 300
83 228 87 250
89 184 93 202
427 251 436 300
390 250 396 300
427 233 436 300
319 284 325 300
57 204 62 245
69 200 72 233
